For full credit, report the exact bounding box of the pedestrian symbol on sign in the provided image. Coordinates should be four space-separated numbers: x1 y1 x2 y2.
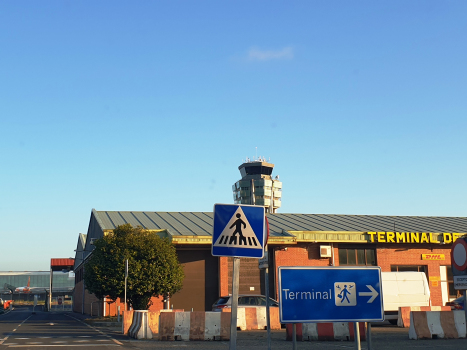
334 282 356 306
213 206 260 249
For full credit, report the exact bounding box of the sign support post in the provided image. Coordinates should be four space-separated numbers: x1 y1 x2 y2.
229 257 240 350
264 245 271 350
353 322 361 350
465 290 467 327
292 323 297 350
366 322 372 350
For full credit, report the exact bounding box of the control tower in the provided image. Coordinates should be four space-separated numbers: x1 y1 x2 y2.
232 157 282 213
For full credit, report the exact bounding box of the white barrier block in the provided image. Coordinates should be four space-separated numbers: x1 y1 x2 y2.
205 312 221 340
174 312 191 341
333 322 350 340
408 312 417 339
426 311 444 338
453 310 467 338
256 308 267 330
237 308 246 331
302 323 318 340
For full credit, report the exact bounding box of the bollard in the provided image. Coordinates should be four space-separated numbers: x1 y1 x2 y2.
117 306 121 323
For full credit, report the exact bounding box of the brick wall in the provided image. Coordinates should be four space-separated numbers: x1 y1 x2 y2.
73 280 165 316
220 256 229 296
274 244 332 299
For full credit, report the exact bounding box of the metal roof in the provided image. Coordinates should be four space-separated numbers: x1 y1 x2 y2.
94 211 467 236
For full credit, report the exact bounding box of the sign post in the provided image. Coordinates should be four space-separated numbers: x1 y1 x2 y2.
212 204 266 350
451 237 467 326
259 217 271 350
279 266 384 349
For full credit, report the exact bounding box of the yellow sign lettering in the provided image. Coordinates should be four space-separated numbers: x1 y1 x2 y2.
368 232 377 243
396 232 406 243
430 233 438 243
421 232 429 243
387 232 395 243
443 233 452 244
411 232 420 243
378 232 386 243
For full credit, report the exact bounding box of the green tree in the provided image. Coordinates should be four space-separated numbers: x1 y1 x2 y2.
84 224 184 310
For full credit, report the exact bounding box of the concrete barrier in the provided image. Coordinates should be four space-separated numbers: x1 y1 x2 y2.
123 309 183 336
222 307 281 330
159 311 230 341
398 306 451 328
286 322 366 341
128 310 153 339
408 310 466 339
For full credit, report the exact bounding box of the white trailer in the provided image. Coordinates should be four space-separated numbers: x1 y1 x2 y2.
381 271 431 324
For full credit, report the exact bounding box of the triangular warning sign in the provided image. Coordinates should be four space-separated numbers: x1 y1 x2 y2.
213 206 262 249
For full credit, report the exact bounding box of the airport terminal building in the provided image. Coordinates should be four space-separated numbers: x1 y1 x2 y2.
73 160 467 315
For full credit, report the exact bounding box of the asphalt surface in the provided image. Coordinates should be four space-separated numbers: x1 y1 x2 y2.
0 306 122 349
1 306 466 349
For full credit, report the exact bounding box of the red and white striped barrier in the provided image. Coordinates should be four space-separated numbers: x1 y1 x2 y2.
409 311 466 339
222 307 281 330
286 322 366 341
128 310 153 339
398 306 451 328
159 311 230 341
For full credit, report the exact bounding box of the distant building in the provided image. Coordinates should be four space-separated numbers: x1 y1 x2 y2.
0 271 74 303
232 158 282 213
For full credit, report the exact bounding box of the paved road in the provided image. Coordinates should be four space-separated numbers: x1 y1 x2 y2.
2 307 466 349
0 306 122 349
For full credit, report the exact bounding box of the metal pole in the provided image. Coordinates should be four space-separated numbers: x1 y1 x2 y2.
49 268 53 312
464 290 467 327
265 245 271 350
230 257 240 350
82 263 85 314
354 322 361 350
366 322 372 350
292 323 297 350
124 259 128 312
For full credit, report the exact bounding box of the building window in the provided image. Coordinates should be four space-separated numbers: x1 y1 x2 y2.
339 248 376 266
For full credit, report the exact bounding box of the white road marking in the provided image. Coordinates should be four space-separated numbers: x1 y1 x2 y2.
0 314 32 345
65 314 123 345
8 345 120 348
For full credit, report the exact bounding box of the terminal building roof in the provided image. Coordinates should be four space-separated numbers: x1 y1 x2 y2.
92 210 467 245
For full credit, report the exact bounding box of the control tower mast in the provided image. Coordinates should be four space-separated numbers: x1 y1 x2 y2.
232 157 282 213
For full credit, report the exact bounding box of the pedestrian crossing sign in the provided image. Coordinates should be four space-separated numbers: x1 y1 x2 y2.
212 204 266 258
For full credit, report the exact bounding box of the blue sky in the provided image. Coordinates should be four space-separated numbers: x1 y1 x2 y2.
1 1 466 271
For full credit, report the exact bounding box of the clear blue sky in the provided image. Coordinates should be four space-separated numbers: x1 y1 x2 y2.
1 1 466 271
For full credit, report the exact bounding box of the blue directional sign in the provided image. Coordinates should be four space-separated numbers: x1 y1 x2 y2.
212 204 265 258
278 266 384 323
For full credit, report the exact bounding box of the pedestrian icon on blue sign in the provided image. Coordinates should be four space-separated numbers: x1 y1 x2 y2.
335 282 356 306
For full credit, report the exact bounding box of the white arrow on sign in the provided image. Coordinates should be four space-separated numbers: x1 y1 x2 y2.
358 285 379 303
